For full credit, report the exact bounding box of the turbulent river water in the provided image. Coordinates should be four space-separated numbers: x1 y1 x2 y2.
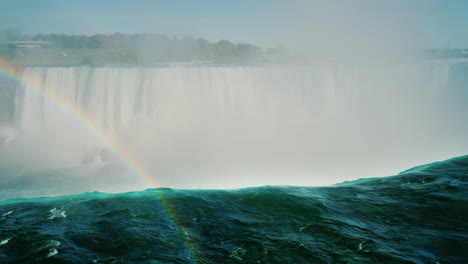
0 155 467 263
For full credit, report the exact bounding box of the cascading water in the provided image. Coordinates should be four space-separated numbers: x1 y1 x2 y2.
14 66 337 132
0 61 467 198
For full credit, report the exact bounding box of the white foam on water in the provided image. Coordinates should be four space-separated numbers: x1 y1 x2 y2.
44 240 61 258
2 210 12 217
46 248 58 257
0 237 11 246
48 208 67 219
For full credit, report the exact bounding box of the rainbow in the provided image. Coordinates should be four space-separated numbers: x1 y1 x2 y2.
0 59 204 263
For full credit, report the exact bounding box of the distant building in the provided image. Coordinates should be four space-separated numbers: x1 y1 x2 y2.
7 41 52 49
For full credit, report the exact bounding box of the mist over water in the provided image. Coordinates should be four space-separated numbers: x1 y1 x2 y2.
0 60 467 198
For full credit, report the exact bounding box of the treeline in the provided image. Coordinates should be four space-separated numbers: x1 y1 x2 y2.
15 32 268 64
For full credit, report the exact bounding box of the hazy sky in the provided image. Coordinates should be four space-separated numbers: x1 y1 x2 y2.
2 0 468 50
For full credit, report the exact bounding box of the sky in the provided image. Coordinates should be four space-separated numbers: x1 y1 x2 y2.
1 0 468 51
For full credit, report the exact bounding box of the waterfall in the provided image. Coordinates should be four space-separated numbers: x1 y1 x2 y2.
12 63 456 131
1 62 467 190
14 66 340 132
